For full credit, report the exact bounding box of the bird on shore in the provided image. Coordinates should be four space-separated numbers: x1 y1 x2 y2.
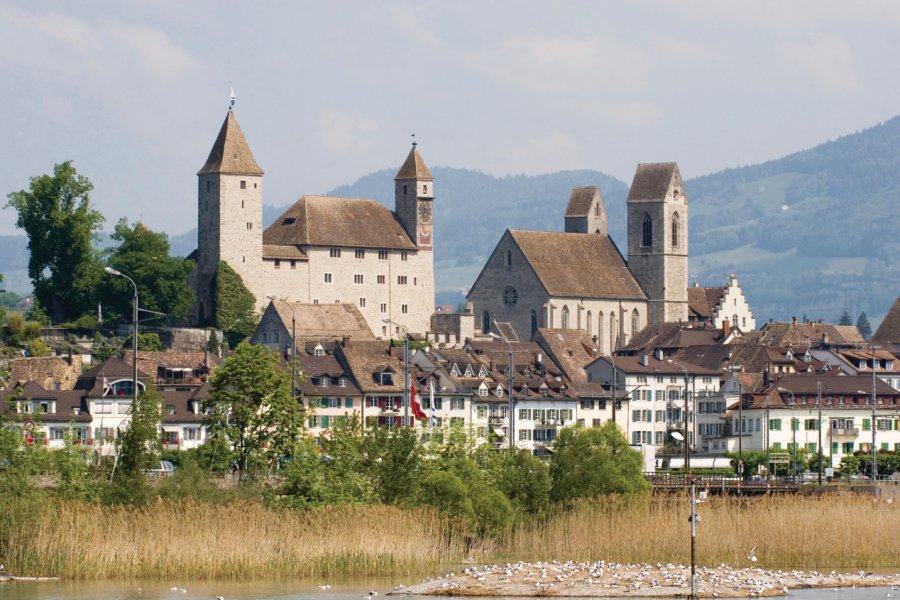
318 584 331 590
747 546 758 562
215 596 224 600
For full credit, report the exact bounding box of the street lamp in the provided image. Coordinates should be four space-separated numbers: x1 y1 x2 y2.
816 380 823 485
103 267 138 411
777 387 797 483
727 365 744 478
489 330 515 453
267 296 297 406
668 359 691 472
869 344 879 482
383 319 409 427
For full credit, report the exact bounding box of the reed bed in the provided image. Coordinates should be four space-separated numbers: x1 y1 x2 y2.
507 493 900 569
3 494 897 580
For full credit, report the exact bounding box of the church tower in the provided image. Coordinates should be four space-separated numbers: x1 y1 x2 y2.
394 143 434 250
626 163 688 324
564 186 608 234
195 110 264 324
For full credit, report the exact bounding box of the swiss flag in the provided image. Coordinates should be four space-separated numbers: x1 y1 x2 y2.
409 383 428 424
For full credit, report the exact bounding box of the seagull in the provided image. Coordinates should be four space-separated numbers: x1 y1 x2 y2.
747 546 758 562
215 597 224 600
318 585 331 590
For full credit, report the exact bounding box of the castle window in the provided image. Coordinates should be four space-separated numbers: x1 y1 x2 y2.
274 260 281 269
377 275 386 284
241 200 244 208
671 212 680 247
642 213 652 247
482 311 491 334
378 250 388 260
240 180 246 189
400 251 408 261
506 250 512 267
595 203 600 217
282 217 296 225
290 260 296 269
324 273 333 283
402 304 408 314
403 184 408 196
330 248 341 258
531 310 538 338
380 303 387 313
359 298 366 308
397 276 407 285
631 309 640 336
561 306 570 329
206 181 210 192
247 222 252 230
355 249 365 259
423 184 428 194
354 274 364 284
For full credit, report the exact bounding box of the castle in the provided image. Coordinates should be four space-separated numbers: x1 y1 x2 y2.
191 110 435 338
466 163 689 351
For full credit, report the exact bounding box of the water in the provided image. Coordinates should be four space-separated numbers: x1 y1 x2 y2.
0 579 897 600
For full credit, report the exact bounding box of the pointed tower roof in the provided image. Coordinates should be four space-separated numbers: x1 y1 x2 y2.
626 162 681 202
394 145 432 180
198 111 264 176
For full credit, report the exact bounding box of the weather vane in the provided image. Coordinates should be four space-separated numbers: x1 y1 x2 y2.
411 133 417 148
229 84 235 111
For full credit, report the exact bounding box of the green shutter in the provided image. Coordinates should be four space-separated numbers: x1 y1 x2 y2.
863 418 871 431
321 416 330 428
345 397 353 408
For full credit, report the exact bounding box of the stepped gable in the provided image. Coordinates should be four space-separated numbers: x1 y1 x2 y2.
626 162 678 202
873 297 900 343
197 111 263 176
263 195 416 250
508 230 645 300
688 286 727 320
564 186 600 216
395 146 433 180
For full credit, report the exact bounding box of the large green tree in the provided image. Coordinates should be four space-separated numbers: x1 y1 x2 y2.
102 219 195 324
113 381 164 483
549 423 650 502
6 161 104 322
213 261 258 347
205 342 303 479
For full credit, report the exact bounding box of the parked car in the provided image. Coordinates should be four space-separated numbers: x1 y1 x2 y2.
145 460 176 477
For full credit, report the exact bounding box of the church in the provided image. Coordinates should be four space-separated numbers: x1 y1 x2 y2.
466 163 689 353
191 110 436 338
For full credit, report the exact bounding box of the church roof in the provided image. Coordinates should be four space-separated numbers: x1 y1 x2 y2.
627 162 679 202
394 146 433 180
263 195 416 250
565 186 601 217
506 230 646 300
197 111 264 176
688 286 727 320
873 297 900 343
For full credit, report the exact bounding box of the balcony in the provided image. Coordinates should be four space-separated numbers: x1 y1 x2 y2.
831 427 859 437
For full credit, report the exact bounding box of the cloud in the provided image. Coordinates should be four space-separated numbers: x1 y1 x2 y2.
776 33 859 92
108 22 192 80
495 130 584 174
468 34 650 95
318 110 382 156
385 4 445 50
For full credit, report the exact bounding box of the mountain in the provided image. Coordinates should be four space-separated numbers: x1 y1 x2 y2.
3 116 899 325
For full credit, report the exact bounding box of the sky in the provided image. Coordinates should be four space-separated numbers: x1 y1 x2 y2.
2 1 900 237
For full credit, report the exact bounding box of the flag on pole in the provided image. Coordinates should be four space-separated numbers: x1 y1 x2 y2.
102 376 112 396
429 380 436 428
409 382 427 424
230 85 236 109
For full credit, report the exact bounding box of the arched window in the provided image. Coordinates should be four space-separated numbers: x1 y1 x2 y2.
531 310 538 338
597 311 604 350
671 212 680 247
482 311 491 334
586 311 592 334
631 309 640 337
561 306 570 329
642 213 652 247
609 313 617 352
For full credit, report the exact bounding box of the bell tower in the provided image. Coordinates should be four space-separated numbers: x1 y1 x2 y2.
394 143 434 250
626 162 688 324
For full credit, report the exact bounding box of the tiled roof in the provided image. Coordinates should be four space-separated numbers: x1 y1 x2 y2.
263 195 416 250
535 328 601 383
262 245 308 260
758 321 864 346
9 356 82 391
623 322 720 353
564 186 600 217
197 111 263 176
873 297 900 343
77 358 151 395
627 163 679 202
394 146 433 180
270 302 375 343
161 389 206 424
0 382 89 423
590 353 720 376
336 340 405 393
507 230 645 300
688 286 726 320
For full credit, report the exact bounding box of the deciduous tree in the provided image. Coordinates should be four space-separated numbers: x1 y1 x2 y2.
213 261 258 347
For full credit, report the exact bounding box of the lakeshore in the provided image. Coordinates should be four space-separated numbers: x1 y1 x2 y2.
394 561 900 598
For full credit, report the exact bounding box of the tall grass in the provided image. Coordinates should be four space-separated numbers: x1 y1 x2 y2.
2 494 898 579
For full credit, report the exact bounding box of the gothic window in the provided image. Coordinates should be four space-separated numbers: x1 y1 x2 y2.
595 203 600 217
586 311 592 334
610 313 617 353
671 212 680 247
561 306 570 329
642 213 652 247
631 309 640 336
597 311 604 350
531 310 538 338
482 311 491 334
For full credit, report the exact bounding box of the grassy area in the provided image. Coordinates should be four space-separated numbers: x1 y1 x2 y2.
2 494 897 580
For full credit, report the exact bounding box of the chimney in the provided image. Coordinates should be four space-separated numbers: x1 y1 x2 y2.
465 301 474 314
656 348 664 361
537 353 542 363
792 316 797 325
722 319 731 337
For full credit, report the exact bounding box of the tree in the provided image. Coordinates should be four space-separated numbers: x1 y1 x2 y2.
6 161 104 322
101 219 196 324
205 342 302 479
838 303 853 326
856 311 872 340
213 261 258 347
113 381 163 483
549 423 650 502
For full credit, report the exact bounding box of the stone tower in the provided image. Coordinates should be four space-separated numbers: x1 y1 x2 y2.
626 163 688 324
564 186 608 234
195 110 264 324
394 143 434 251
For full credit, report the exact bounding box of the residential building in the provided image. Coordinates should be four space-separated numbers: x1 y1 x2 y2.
687 275 756 331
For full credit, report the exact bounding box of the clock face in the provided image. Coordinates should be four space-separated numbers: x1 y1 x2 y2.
503 286 518 307
418 201 432 224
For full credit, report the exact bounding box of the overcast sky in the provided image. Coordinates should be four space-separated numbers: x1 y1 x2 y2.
3 1 900 237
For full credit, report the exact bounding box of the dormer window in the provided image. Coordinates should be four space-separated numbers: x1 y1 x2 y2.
318 377 329 387
465 365 474 377
338 377 348 388
450 364 460 377
478 384 488 397
314 344 325 357
479 366 488 377
495 385 504 398
379 371 394 386
166 405 176 415
786 350 794 360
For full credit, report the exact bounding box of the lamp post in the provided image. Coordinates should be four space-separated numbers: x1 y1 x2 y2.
870 344 878 482
668 359 691 473
267 296 297 406
383 319 409 427
104 267 138 411
778 387 796 482
728 365 744 479
816 380 823 485
489 330 515 453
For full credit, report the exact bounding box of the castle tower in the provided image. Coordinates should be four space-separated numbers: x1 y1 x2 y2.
564 186 608 234
626 163 688 324
394 143 434 250
195 110 264 324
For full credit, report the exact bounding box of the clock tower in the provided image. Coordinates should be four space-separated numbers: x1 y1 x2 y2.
394 143 434 250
